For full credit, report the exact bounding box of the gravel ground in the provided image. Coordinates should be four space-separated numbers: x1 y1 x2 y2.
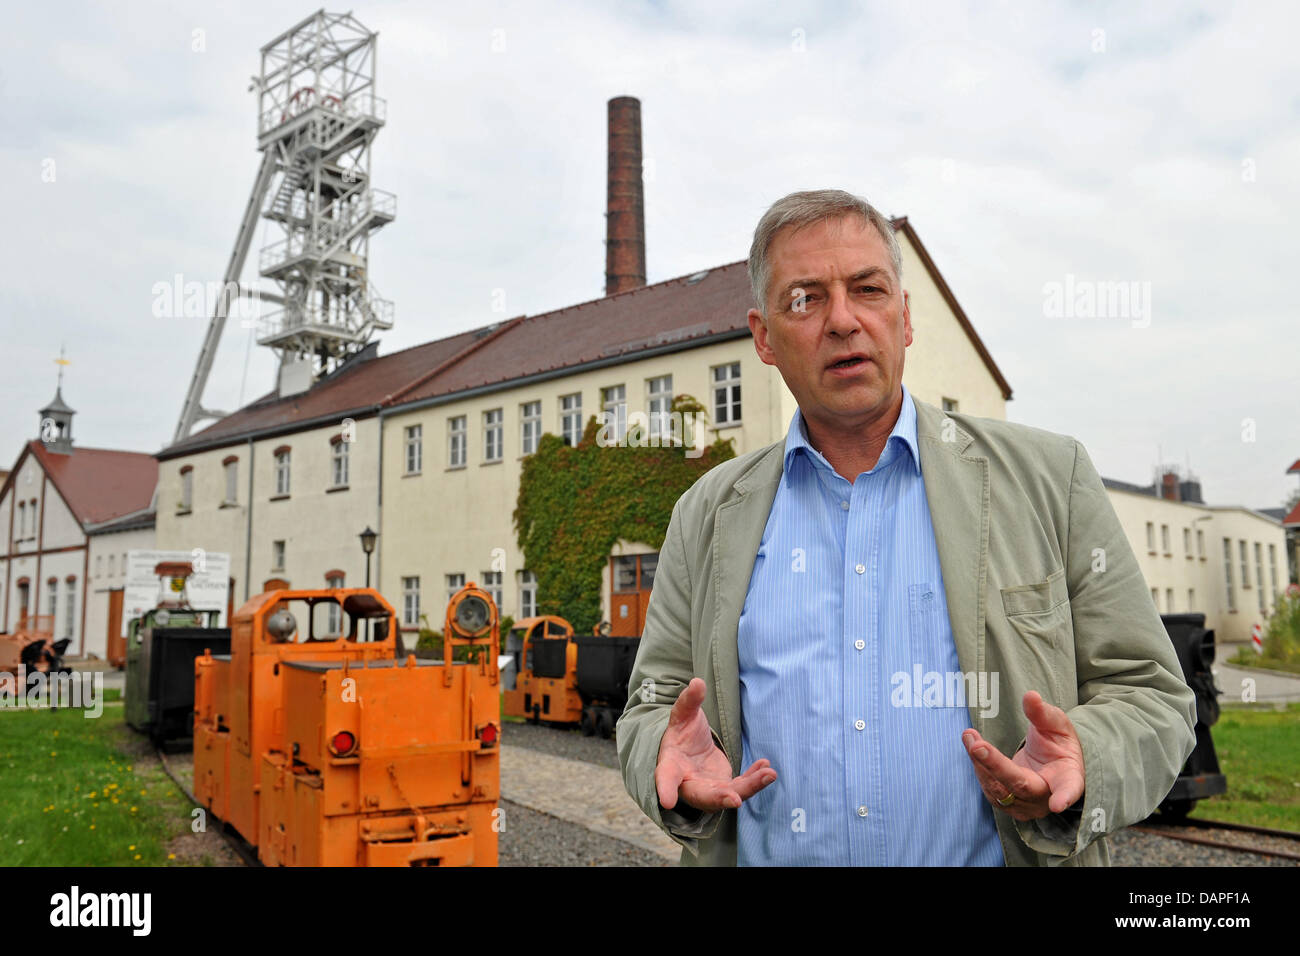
497 799 670 866
501 720 621 770
1108 826 1298 867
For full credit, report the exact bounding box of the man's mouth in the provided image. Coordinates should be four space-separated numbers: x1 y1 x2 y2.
827 355 870 371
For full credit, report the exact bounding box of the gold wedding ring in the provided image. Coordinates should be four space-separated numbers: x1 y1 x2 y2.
997 791 1016 807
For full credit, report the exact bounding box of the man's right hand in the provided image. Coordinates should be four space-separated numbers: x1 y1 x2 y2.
655 677 777 813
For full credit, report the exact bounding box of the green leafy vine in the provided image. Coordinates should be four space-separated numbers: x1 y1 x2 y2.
513 394 735 632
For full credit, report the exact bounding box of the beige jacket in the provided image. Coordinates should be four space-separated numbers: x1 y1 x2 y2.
616 396 1196 866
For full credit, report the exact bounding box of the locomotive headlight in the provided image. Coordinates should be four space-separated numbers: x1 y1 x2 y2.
454 595 491 635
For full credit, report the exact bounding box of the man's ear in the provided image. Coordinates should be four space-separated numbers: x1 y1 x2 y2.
901 290 913 348
748 308 776 366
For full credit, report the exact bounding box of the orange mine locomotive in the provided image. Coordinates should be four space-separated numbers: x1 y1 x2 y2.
193 582 502 866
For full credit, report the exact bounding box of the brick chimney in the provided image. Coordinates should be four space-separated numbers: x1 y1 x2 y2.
1160 471 1181 502
605 96 646 295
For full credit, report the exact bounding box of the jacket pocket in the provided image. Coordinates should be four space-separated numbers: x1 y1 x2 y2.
997 569 1071 704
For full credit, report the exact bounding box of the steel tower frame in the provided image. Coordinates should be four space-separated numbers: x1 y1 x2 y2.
174 9 395 444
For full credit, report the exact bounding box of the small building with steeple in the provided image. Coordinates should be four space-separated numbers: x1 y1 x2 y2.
0 381 158 663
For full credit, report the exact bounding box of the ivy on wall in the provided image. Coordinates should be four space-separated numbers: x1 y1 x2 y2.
513 394 736 633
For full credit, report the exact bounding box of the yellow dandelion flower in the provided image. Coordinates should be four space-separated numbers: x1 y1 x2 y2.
129 845 136 851
167 853 175 860
134 854 141 861
49 751 57 757
89 824 95 830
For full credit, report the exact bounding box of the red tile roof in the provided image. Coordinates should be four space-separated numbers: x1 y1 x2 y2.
158 219 1013 457
1284 499 1300 527
24 441 157 526
162 327 486 457
1286 459 1300 475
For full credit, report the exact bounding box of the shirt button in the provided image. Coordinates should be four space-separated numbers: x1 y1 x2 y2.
854 639 865 650
855 563 865 575
854 719 865 731
857 805 869 818
840 500 849 510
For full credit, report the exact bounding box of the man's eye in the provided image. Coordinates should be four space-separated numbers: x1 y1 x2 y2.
857 286 882 294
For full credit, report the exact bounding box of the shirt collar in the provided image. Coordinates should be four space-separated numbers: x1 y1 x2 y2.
783 383 921 479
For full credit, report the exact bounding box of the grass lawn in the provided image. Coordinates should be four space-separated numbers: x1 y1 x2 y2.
1192 702 1300 831
0 703 212 866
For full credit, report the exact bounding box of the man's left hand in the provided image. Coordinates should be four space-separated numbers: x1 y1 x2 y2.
961 691 1085 822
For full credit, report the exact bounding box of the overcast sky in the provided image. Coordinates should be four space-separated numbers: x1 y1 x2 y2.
1 0 1296 511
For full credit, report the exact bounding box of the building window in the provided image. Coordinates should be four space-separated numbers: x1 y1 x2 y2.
95 555 102 578
17 501 25 538
1197 529 1205 558
448 416 466 468
326 573 344 634
274 449 291 496
1223 538 1235 611
47 579 58 628
713 363 742 425
1150 587 1158 610
941 397 959 412
521 401 541 456
647 375 673 442
1183 527 1191 557
446 573 465 603
179 467 193 511
29 499 37 538
482 570 503 611
560 393 583 446
1269 544 1279 604
331 437 349 487
519 570 537 619
1160 524 1170 554
1165 588 1174 613
484 409 503 462
224 458 238 504
402 576 420 627
1145 523 1155 553
64 579 76 638
405 424 422 474
272 540 286 572
1188 588 1195 611
1239 540 1249 590
602 385 627 442
1255 542 1266 612
108 554 115 577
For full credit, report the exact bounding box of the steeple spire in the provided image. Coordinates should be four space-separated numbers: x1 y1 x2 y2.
40 348 75 454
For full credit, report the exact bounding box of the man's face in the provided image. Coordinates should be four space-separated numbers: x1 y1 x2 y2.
747 215 911 433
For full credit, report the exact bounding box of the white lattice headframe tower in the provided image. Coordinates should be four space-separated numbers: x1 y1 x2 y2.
173 9 395 444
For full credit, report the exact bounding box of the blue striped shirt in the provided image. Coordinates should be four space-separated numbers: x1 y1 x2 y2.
735 384 1005 866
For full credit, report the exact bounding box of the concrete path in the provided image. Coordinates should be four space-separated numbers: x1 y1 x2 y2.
1213 662 1300 705
500 745 680 861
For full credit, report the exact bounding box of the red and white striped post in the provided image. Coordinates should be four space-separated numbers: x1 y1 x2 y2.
1251 622 1263 655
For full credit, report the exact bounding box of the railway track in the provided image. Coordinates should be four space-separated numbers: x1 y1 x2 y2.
155 745 259 867
1131 816 1300 863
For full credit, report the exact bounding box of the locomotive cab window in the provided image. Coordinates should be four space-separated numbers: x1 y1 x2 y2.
261 596 393 645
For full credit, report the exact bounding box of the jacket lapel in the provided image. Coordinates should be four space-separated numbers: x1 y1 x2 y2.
913 399 990 726
709 444 783 775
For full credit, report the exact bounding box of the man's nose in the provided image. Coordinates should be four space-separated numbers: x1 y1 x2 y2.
825 284 859 337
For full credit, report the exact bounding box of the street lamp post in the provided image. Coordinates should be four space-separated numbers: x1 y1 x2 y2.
359 526 378 641
359 526 378 587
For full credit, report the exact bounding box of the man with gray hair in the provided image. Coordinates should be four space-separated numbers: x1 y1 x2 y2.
616 189 1195 866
